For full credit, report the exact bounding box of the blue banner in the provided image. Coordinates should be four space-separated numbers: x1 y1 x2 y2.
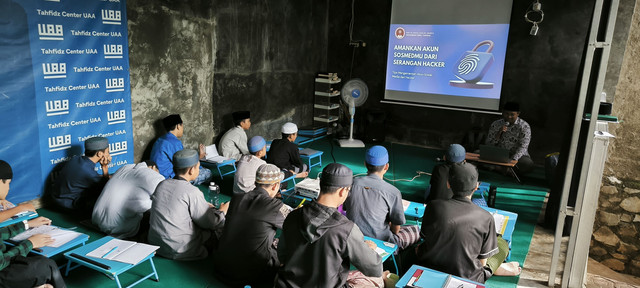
0 0 133 204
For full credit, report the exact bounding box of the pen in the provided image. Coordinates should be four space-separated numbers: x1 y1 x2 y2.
102 246 118 258
70 253 111 270
406 268 423 286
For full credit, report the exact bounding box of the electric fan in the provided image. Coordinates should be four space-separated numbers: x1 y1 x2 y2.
338 79 368 148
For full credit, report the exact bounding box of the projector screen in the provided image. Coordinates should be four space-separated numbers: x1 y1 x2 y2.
384 0 513 111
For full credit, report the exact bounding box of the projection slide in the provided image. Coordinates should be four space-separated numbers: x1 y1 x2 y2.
384 0 513 111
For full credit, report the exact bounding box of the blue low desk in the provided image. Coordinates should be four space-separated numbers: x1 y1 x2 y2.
396 265 486 288
200 158 237 179
4 227 89 258
363 236 399 273
299 148 323 169
64 236 159 288
35 232 89 258
403 200 426 226
0 211 38 228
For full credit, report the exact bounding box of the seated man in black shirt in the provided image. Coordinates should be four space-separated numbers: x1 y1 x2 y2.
267 122 308 179
213 164 290 286
425 144 466 203
405 163 520 283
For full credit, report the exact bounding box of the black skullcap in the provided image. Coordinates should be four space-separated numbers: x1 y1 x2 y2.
503 102 520 112
0 160 12 180
85 137 109 151
232 111 250 122
449 162 479 196
321 163 353 188
162 114 183 131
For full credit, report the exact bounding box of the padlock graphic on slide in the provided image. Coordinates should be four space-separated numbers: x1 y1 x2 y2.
452 40 495 83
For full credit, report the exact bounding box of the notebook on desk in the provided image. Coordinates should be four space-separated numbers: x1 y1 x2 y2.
202 144 232 164
479 145 511 163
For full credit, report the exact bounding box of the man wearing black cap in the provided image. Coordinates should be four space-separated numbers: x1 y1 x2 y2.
277 163 385 288
51 136 111 214
407 163 520 283
487 102 534 173
148 149 229 260
425 144 467 203
219 111 251 161
0 160 67 288
150 114 211 185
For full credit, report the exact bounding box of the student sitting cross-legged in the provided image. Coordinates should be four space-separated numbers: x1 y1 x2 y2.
403 162 521 283
150 114 212 185
148 149 229 260
267 122 308 179
214 164 291 287
232 136 267 196
91 160 164 240
277 163 390 288
51 137 111 216
219 110 251 161
0 160 66 288
344 146 420 251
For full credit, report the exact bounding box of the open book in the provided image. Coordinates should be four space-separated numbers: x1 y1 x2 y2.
10 225 82 248
86 239 159 265
443 274 484 288
492 212 509 235
202 144 231 163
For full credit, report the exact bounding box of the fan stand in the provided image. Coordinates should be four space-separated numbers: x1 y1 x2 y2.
338 106 365 148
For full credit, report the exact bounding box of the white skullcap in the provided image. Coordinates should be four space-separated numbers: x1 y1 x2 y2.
282 122 298 134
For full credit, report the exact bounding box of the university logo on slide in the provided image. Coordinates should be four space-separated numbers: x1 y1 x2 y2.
107 110 126 125
45 99 70 116
395 27 405 39
109 141 128 156
42 63 66 79
101 10 122 25
38 24 64 40
103 44 123 59
105 78 125 92
48 134 71 152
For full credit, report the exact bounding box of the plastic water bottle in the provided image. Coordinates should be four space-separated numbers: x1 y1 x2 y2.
208 182 220 208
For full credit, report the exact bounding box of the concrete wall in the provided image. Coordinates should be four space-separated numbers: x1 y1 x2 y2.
127 0 327 160
591 0 640 277
326 0 595 163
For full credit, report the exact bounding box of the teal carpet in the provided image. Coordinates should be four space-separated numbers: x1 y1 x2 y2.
35 138 547 287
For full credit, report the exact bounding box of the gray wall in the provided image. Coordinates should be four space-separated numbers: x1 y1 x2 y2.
128 0 328 160
326 0 596 163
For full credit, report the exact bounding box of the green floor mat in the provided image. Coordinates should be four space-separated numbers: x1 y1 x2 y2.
34 137 546 288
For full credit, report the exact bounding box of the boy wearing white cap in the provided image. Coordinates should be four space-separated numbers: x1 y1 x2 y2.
51 136 111 215
267 122 308 179
232 136 267 195
344 145 420 250
148 149 229 260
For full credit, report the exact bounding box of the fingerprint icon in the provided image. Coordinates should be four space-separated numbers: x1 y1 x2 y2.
457 53 480 75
